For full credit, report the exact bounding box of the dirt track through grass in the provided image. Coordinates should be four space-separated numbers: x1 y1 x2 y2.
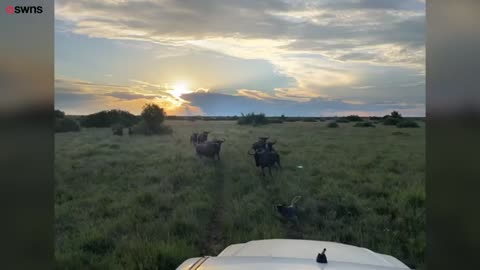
201 162 226 255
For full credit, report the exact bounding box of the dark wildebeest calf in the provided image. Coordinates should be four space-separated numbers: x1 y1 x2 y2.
195 138 225 160
197 131 210 144
190 132 198 144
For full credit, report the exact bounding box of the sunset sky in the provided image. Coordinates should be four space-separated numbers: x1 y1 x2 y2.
55 0 425 116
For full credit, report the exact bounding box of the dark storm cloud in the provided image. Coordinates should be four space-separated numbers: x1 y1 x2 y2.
182 91 420 116
55 92 100 107
319 0 424 11
56 0 293 39
56 0 424 47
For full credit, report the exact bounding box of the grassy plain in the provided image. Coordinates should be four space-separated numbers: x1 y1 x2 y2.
55 120 425 269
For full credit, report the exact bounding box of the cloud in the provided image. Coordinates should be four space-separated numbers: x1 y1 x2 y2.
236 89 278 101
104 91 156 100
54 76 423 116
55 77 207 115
55 0 425 115
56 0 425 101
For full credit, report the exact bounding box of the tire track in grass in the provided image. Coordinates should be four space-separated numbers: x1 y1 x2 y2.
201 161 226 255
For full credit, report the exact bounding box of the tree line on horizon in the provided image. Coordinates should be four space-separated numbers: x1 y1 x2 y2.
55 104 422 133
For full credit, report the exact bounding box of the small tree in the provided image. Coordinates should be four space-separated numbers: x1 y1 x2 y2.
391 111 402 118
55 118 80 133
396 119 420 128
81 109 139 127
354 121 375 127
327 121 339 128
141 103 166 132
55 109 65 119
237 112 268 126
345 115 362 122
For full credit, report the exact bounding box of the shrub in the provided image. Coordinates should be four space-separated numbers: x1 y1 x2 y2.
141 103 166 131
354 121 375 127
130 120 172 135
302 118 317 122
268 119 284 124
127 104 172 135
81 110 139 128
335 117 350 123
327 121 339 128
237 113 269 126
383 111 403 120
391 110 402 118
396 119 420 128
54 109 65 119
383 116 401 126
345 115 362 122
369 116 382 121
55 118 81 133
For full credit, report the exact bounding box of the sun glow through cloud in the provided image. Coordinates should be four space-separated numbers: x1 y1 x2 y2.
170 81 191 98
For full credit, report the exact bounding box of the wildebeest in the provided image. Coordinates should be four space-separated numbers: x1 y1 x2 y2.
256 147 281 176
248 137 281 176
195 138 225 160
112 127 123 136
197 131 210 144
266 140 277 152
190 132 198 144
248 137 269 166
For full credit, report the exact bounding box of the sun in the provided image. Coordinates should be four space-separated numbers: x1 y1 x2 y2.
170 81 192 98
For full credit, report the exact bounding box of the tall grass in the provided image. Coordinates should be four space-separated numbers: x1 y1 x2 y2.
55 120 425 269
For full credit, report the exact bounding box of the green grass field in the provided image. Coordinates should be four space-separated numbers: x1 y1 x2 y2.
55 120 425 269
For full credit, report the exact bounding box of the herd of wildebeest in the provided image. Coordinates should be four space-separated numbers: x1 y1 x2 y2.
190 131 281 176
190 131 297 220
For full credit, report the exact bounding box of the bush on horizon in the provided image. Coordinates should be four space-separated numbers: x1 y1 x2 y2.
55 118 81 133
131 104 172 135
327 121 339 128
237 113 269 126
354 121 375 128
345 115 363 122
81 110 139 128
335 118 350 123
54 109 80 133
396 119 420 128
55 109 65 119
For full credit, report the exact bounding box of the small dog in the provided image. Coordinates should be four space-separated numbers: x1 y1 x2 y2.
276 196 301 223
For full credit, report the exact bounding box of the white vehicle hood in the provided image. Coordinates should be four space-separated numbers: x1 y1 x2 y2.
177 239 410 270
